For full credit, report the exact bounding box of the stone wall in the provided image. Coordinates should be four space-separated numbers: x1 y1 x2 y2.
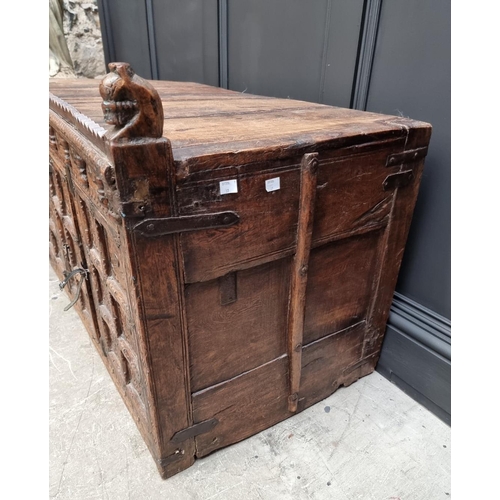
52 0 106 78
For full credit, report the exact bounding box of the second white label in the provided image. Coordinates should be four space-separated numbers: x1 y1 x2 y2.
265 177 281 192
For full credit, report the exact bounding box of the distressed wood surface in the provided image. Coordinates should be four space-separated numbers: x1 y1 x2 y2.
179 165 302 283
192 356 290 458
49 77 429 173
185 258 291 393
49 64 431 479
303 230 383 345
287 153 319 412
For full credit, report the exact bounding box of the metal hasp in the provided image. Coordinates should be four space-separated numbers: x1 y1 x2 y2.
383 147 427 191
383 170 415 191
133 211 239 237
386 146 428 167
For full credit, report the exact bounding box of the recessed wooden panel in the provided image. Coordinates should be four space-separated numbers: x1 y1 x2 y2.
192 356 289 458
313 148 396 243
299 322 368 411
304 230 383 344
180 168 300 283
186 258 291 392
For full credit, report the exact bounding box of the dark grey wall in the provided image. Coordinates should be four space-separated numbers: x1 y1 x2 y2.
226 0 363 107
366 0 451 319
363 0 451 423
97 0 451 423
151 0 219 85
99 0 219 84
99 0 152 78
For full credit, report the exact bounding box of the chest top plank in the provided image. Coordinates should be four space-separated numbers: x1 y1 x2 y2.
49 78 430 174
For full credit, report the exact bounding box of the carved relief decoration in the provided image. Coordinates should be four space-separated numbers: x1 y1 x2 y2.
49 124 148 422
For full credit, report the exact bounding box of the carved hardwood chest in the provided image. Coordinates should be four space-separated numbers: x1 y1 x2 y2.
49 63 431 479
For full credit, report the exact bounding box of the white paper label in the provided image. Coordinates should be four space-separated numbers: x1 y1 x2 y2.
265 177 281 192
219 179 238 195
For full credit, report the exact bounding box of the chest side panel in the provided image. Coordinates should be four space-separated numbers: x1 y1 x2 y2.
180 136 428 457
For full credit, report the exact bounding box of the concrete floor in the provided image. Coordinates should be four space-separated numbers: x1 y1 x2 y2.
49 265 451 499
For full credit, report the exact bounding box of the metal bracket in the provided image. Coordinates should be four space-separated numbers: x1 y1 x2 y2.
120 200 151 218
133 211 239 237
383 170 414 191
386 146 428 167
219 272 237 306
170 418 219 444
157 449 186 467
59 267 89 311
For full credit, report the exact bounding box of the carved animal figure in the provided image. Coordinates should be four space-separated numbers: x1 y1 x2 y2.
99 62 164 140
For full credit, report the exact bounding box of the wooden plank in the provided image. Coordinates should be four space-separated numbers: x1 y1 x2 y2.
171 127 409 173
186 258 290 392
304 230 383 345
298 322 368 412
49 77 430 173
192 356 290 458
58 96 319 120
312 145 399 243
180 166 301 283
287 153 318 412
161 109 412 151
112 139 196 478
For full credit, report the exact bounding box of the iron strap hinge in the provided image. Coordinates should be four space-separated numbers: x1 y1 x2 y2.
386 146 428 167
156 418 219 467
170 418 219 444
133 211 239 237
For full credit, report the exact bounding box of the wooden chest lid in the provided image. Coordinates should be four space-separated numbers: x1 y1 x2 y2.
49 67 430 173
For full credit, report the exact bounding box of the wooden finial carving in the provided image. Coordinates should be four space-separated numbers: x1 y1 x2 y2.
99 62 164 141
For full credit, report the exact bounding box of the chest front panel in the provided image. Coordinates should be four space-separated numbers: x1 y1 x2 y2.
48 122 152 447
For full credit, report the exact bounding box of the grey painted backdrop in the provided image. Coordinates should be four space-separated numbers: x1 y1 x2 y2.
97 0 451 423
367 0 450 319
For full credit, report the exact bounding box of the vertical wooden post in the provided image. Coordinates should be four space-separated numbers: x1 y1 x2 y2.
99 62 195 478
287 152 319 412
